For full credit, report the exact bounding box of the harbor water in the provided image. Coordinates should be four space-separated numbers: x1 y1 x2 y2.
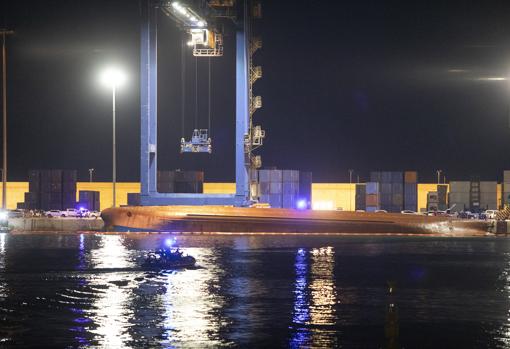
1 233 510 347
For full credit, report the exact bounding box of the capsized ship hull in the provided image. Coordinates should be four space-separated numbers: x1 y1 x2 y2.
101 206 491 236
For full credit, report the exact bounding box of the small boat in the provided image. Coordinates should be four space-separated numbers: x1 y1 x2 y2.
143 248 196 269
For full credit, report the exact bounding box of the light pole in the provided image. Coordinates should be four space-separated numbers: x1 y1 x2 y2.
100 67 126 207
1 30 13 210
436 170 442 185
88 168 95 182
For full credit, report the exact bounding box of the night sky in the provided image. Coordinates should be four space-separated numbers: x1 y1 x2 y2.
2 1 510 183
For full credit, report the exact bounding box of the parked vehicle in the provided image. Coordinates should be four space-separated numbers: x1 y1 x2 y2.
375 210 388 213
89 211 101 218
484 210 499 219
46 210 63 218
401 210 417 214
62 208 79 218
77 208 90 218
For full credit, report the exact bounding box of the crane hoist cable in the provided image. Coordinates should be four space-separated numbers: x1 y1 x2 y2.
181 34 186 138
194 56 198 129
208 57 211 136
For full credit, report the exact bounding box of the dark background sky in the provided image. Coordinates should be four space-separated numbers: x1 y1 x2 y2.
2 0 510 183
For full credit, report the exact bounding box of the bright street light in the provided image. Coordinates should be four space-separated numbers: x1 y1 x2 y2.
100 67 127 89
99 66 127 207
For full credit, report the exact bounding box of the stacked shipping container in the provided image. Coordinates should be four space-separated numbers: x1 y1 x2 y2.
404 171 418 212
448 181 470 212
157 170 204 193
365 182 380 212
369 171 404 212
503 171 510 207
258 169 311 209
479 181 497 210
298 172 313 209
78 191 100 211
437 184 448 211
355 184 366 211
25 170 77 210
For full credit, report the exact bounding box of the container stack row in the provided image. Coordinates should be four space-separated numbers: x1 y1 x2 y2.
479 181 497 210
448 181 470 212
504 171 510 206
437 184 448 211
355 184 366 211
258 169 312 209
369 171 404 212
365 182 379 212
78 191 100 211
157 170 204 193
24 170 77 211
404 171 418 212
448 181 497 212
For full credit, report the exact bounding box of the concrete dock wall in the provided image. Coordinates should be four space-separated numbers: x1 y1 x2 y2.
9 218 104 232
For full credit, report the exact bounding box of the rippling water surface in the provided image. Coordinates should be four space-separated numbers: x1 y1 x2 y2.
1 233 510 348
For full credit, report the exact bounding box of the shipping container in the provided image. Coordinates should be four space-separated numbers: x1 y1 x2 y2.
391 171 403 183
369 172 381 183
269 182 282 194
127 193 141 206
259 182 270 195
355 184 366 211
282 194 296 209
366 194 380 207
392 194 403 206
268 194 283 208
404 171 418 183
504 170 510 183
366 182 379 195
63 170 77 182
448 193 470 212
298 172 312 209
479 181 497 193
380 183 392 194
404 182 417 212
449 181 470 193
258 170 271 182
381 172 392 183
269 170 283 183
437 185 448 203
282 170 299 182
283 182 299 195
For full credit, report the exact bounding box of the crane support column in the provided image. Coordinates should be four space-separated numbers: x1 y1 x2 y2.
141 0 158 199
235 0 250 205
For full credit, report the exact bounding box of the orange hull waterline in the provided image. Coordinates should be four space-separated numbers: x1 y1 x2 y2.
101 206 491 236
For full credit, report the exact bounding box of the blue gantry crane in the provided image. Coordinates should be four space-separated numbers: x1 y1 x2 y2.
140 0 264 206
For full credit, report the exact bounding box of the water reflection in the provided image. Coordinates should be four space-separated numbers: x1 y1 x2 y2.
161 248 229 347
290 247 338 348
89 234 135 347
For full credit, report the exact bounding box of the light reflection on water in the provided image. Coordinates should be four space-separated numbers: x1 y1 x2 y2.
89 235 135 347
161 248 229 347
290 247 337 348
0 234 510 347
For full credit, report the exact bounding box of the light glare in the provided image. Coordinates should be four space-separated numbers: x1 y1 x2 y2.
100 67 127 88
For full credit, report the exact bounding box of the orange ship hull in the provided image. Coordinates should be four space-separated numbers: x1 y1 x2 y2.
101 206 491 236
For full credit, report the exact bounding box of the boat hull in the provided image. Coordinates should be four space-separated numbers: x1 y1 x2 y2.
101 206 491 236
